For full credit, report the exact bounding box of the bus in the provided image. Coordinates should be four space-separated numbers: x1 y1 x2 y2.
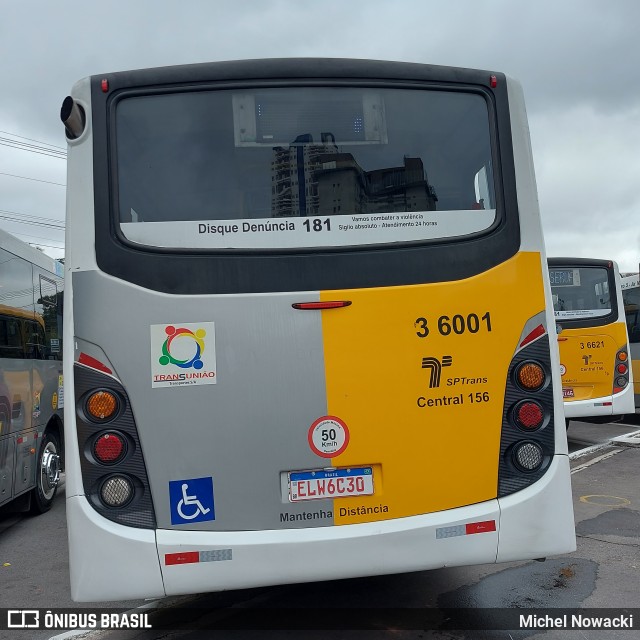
61 59 575 602
0 228 64 514
621 272 640 410
549 258 634 422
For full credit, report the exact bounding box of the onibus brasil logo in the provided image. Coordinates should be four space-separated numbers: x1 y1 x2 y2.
151 323 216 388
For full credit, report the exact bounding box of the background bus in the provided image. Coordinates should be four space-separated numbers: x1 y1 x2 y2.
0 227 64 513
549 258 634 422
62 59 575 602
621 272 640 411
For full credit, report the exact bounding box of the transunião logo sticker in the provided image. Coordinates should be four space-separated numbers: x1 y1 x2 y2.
169 476 216 525
151 323 217 388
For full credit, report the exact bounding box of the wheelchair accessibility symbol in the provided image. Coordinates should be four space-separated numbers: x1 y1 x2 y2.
169 476 215 525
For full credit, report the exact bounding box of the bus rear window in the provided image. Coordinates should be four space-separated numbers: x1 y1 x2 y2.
115 86 496 250
550 267 613 320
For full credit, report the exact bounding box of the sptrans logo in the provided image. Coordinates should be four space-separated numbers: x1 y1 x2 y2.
421 355 453 388
151 322 217 388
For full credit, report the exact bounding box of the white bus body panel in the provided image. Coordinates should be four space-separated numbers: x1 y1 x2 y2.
563 384 635 419
497 454 575 562
67 456 573 601
66 495 165 602
157 457 572 598
157 502 500 597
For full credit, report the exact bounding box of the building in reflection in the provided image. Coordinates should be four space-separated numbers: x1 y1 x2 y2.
271 137 437 217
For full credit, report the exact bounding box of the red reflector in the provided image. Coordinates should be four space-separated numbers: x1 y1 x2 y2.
617 363 628 374
466 520 496 535
165 552 199 566
94 433 124 463
519 324 545 348
516 402 544 429
490 75 498 88
17 437 24 444
78 352 113 375
613 387 624 394
101 78 109 92
292 301 352 310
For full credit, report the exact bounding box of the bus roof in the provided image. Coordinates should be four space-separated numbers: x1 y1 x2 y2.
0 227 63 277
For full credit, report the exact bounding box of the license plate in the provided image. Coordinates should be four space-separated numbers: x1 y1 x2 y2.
563 388 575 398
288 466 374 502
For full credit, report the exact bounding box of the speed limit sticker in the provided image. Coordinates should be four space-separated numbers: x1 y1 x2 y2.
308 416 350 458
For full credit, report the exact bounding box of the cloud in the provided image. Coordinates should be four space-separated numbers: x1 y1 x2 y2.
0 0 638 268
531 103 640 270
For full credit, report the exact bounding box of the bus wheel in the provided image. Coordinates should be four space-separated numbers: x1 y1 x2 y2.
565 419 570 430
31 431 61 514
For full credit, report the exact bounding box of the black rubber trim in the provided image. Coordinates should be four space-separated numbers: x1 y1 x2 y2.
74 364 156 529
498 336 556 497
89 59 521 295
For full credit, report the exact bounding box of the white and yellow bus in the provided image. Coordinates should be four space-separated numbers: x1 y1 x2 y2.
549 258 634 422
61 59 575 602
621 272 640 411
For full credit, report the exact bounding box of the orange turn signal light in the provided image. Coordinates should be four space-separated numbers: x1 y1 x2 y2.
86 390 118 421
516 362 545 391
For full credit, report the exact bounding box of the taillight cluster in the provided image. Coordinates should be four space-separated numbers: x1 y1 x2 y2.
75 365 156 528
613 349 630 394
81 389 134 508
498 333 556 497
509 361 548 472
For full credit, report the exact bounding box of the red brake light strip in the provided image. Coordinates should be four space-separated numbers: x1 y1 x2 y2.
78 352 113 375
292 301 352 310
520 324 546 348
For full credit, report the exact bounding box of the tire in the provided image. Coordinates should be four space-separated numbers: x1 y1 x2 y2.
565 419 570 430
31 430 62 514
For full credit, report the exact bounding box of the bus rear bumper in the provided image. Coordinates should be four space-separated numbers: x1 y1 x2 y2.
66 495 165 602
157 456 574 598
67 456 574 601
564 384 635 419
496 454 575 562
158 500 501 596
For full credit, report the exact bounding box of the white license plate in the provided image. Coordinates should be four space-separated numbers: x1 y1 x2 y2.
288 467 374 502
563 388 575 398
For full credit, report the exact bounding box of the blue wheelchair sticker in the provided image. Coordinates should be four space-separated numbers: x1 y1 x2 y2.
169 476 215 525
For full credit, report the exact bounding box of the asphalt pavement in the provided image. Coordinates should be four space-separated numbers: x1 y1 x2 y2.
1 421 639 640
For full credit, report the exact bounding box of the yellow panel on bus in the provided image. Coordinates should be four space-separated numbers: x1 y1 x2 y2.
320 251 546 525
558 322 629 401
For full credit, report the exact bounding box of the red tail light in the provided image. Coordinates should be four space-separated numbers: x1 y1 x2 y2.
94 432 125 464
515 401 544 430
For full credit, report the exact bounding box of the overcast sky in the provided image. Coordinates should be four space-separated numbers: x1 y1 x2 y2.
1 0 638 271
